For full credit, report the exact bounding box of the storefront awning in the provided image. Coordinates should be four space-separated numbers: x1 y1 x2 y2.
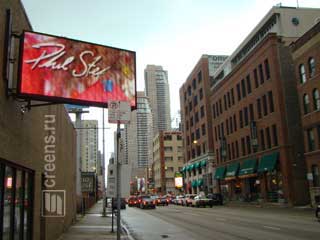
214 166 226 180
200 160 207 167
181 166 186 172
239 159 257 176
197 178 204 186
192 180 197 187
225 162 240 179
257 152 279 173
189 164 195 171
194 162 201 169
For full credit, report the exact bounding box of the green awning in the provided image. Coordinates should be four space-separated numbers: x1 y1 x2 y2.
225 162 240 178
200 160 207 167
192 180 197 187
197 179 204 186
189 164 195 171
258 152 279 173
194 162 201 169
186 165 191 171
239 159 257 176
214 166 226 180
182 166 187 172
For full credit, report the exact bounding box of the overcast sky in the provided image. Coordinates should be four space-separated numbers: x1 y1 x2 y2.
21 0 319 161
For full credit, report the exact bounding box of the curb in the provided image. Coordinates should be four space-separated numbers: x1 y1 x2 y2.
121 220 136 240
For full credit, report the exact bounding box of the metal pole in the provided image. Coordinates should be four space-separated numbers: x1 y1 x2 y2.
116 120 121 240
102 108 107 217
75 113 84 216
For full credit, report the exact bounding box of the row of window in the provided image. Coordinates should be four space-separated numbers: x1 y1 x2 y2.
299 57 316 84
212 59 271 117
163 134 183 141
302 88 320 114
186 124 207 145
215 124 278 163
186 142 207 161
186 105 206 130
185 89 204 114
184 71 203 101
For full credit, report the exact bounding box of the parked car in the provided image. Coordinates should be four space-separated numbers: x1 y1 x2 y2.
137 195 156 209
128 196 138 207
156 197 169 206
182 194 197 207
173 195 184 205
207 193 223 205
191 195 214 208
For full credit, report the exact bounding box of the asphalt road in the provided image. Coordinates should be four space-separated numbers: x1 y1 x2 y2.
122 204 320 240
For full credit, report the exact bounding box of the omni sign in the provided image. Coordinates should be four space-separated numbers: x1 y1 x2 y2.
18 31 136 108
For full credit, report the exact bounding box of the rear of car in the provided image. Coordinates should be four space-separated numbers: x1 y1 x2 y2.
128 196 138 207
139 195 156 209
207 193 223 205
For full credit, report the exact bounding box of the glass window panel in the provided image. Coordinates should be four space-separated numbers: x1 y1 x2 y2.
24 173 30 240
3 166 13 240
14 171 22 240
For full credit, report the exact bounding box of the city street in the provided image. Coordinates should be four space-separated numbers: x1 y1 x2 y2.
122 205 320 240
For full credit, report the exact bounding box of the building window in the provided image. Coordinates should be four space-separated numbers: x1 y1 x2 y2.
164 135 172 140
246 136 251 154
227 92 231 108
264 58 270 80
241 79 246 98
187 136 190 146
164 147 173 152
202 142 206 153
231 142 235 159
218 125 221 139
268 91 274 113
231 88 235 105
236 83 241 101
200 106 205 118
202 124 206 136
249 104 254 121
190 116 193 127
199 88 203 100
214 126 218 141
191 132 194 142
226 119 229 135
221 123 225 137
259 64 264 84
228 144 231 160
307 128 315 152
224 95 227 110
189 101 192 111
219 99 223 114
299 64 306 84
241 137 246 156
186 121 189 131
254 68 259 88
257 98 262 119
260 129 265 151
188 151 190 161
216 149 220 163
184 91 187 101
165 157 173 161
233 114 237 132
303 94 310 114
262 95 268 116
212 104 216 119
197 145 201 156
308 57 316 78
312 165 320 187
195 112 199 123
192 149 196 158
188 85 192 96
266 127 271 149
196 128 200 139
244 107 249 126
246 75 252 94
272 124 278 146
239 110 243 128
198 71 202 83
193 95 198 107
216 102 219 117
230 116 233 133
235 140 239 158
313 89 320 111
193 78 196 89
185 106 188 115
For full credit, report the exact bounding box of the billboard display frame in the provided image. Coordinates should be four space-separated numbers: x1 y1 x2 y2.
17 30 137 109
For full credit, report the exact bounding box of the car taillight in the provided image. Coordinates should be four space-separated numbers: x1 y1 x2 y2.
166 199 169 202
158 200 160 202
143 201 147 205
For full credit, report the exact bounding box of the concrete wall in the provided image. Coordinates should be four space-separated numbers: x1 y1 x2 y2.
0 1 77 239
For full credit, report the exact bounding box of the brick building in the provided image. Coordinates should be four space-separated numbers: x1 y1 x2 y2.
291 21 320 207
179 55 227 194
210 6 320 205
1 1 77 239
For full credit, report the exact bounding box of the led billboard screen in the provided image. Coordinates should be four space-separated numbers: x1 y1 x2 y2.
18 31 136 108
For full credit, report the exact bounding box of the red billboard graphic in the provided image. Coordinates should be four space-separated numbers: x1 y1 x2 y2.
18 31 136 108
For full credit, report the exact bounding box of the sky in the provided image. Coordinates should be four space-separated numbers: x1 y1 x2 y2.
21 0 319 162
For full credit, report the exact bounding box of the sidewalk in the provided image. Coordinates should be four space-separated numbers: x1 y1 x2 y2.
58 200 129 240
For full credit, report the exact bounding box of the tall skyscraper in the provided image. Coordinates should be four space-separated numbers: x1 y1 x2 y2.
144 65 171 135
80 120 98 172
124 92 153 192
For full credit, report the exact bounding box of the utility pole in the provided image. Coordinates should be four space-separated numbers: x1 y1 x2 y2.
102 108 107 217
116 120 121 240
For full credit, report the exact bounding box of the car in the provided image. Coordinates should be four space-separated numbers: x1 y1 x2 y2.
156 197 169 206
316 204 320 220
191 195 214 208
173 195 184 205
182 194 196 207
128 196 138 207
137 195 156 209
207 193 223 205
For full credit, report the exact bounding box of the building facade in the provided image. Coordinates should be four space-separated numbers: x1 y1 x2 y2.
153 131 184 195
144 65 171 136
0 2 77 240
80 120 98 172
291 21 320 207
179 55 226 194
124 92 153 194
210 6 320 206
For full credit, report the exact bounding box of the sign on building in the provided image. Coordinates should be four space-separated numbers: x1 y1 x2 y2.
81 173 95 193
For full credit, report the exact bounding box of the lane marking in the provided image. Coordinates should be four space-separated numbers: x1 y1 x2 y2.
263 225 281 231
215 218 227 221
